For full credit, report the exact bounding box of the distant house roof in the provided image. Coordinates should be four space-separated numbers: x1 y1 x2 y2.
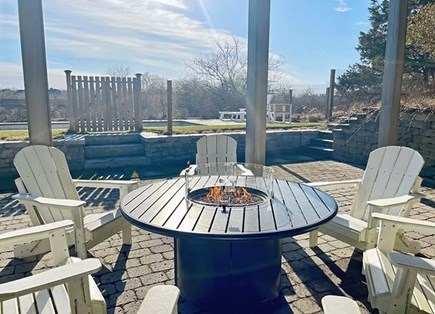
0 98 26 108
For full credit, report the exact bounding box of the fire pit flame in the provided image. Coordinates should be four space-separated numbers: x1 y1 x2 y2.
204 186 257 205
206 186 224 203
234 187 250 202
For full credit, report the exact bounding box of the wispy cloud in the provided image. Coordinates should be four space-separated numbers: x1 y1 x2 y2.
355 21 368 26
0 62 75 89
335 0 351 13
0 0 244 88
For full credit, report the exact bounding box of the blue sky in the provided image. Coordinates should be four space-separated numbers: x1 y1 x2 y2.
0 0 370 92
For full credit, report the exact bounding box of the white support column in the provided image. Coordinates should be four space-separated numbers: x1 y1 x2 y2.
18 0 52 145
378 0 408 147
245 0 271 165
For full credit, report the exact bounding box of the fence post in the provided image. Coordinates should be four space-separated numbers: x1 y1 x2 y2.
325 87 330 120
327 69 336 121
167 80 173 135
134 73 142 131
65 70 74 132
289 89 293 124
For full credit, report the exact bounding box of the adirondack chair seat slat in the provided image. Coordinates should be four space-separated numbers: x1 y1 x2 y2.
416 274 435 313
8 285 69 314
83 209 123 232
363 248 395 296
320 214 367 241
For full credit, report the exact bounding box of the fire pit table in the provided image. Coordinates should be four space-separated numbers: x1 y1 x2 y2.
120 163 338 310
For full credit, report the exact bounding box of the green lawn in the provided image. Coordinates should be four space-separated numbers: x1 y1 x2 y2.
0 129 67 141
0 122 323 141
143 122 324 135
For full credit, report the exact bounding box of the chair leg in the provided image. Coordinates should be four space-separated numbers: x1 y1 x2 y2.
74 227 88 259
122 224 132 245
309 230 318 247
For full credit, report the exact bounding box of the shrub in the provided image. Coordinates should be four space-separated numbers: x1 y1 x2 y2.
307 113 322 122
291 114 301 122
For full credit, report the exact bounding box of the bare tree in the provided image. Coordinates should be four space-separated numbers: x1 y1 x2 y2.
106 63 130 77
187 36 286 111
187 37 246 110
141 72 168 119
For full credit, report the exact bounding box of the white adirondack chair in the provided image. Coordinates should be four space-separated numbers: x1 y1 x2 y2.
0 220 106 314
309 146 424 252
363 213 435 314
180 134 238 175
12 145 138 259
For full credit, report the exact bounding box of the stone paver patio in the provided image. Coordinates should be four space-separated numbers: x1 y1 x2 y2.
1 159 434 313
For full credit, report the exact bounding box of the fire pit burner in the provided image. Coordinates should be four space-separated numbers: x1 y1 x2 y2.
187 186 269 207
184 162 274 210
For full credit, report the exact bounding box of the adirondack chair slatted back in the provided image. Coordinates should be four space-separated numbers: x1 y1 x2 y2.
351 146 424 221
196 135 237 164
14 145 82 224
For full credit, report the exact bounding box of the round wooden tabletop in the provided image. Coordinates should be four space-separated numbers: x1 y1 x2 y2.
121 177 338 240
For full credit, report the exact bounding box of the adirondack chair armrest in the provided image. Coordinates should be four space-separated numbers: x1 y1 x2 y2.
236 164 254 176
366 194 423 229
12 193 86 209
389 252 435 276
371 213 435 234
367 193 424 209
306 179 361 189
179 165 198 176
73 179 138 188
181 164 253 176
73 179 138 199
0 258 101 301
0 220 74 248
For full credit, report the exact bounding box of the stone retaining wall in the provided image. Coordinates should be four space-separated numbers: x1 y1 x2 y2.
332 109 435 185
0 136 85 175
0 130 318 176
141 130 318 164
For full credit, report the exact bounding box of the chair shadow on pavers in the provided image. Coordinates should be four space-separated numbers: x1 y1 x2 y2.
0 257 39 285
0 198 27 217
280 237 374 313
78 186 121 211
92 244 131 313
421 195 435 209
76 173 132 211
275 164 311 183
310 246 375 312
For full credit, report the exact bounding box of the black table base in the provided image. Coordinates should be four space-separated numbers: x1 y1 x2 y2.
175 238 282 309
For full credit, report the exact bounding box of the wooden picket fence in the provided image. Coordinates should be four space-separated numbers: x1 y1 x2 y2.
65 71 143 132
